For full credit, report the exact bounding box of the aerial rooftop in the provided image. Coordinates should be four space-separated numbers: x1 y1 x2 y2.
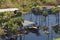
23 20 35 26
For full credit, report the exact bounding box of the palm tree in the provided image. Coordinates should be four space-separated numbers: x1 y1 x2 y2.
48 14 49 27
31 6 41 26
42 11 48 26
52 7 60 30
36 6 41 26
42 11 50 40
52 8 60 24
31 7 37 23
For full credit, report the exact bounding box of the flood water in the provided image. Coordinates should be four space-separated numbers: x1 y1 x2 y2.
21 13 60 40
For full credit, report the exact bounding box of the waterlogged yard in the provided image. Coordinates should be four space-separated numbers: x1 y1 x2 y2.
22 13 60 40
0 7 60 40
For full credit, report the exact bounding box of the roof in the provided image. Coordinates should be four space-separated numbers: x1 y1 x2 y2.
17 20 35 30
0 8 18 12
23 20 35 26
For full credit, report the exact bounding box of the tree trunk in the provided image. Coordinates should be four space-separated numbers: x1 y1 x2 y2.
23 34 25 40
58 13 59 26
39 15 40 26
45 16 46 26
48 15 49 27
58 12 60 32
30 13 32 21
35 16 37 25
55 14 58 24
51 28 53 40
20 36 22 40
48 34 49 40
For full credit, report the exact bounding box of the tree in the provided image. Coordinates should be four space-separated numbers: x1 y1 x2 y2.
31 6 41 26
52 7 60 24
0 11 24 40
42 11 50 40
31 6 41 15
42 11 48 26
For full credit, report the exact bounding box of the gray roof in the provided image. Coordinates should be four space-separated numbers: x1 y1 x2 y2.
0 8 18 12
23 20 35 26
17 20 35 30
